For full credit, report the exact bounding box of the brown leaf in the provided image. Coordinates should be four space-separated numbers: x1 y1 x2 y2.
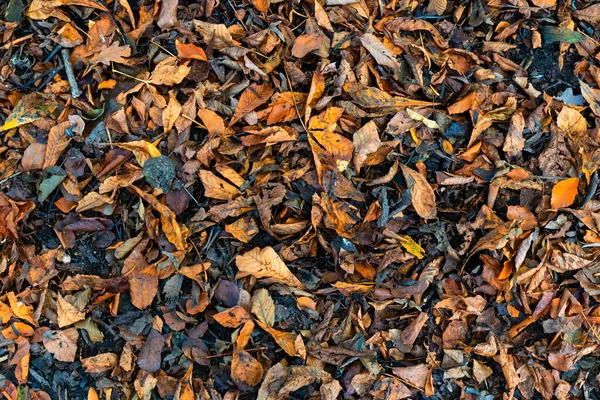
157 0 178 30
197 109 225 136
163 91 182 133
81 352 118 373
129 185 188 251
229 83 274 126
149 57 191 86
89 42 131 65
57 293 86 327
42 328 78 362
137 329 165 372
198 170 241 200
291 33 324 58
236 247 305 289
10 337 30 385
400 164 437 219
574 3 600 23
557 106 587 137
427 0 447 15
502 111 525 159
43 116 84 169
360 34 400 69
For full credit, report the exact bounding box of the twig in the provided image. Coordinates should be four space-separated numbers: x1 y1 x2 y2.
61 49 82 98
282 63 309 134
205 346 267 359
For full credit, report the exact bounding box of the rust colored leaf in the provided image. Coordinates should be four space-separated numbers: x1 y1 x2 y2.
400 164 437 219
213 306 251 328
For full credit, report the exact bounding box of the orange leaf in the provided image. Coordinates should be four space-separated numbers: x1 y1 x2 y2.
176 41 207 61
229 83 273 126
213 306 251 328
551 178 579 209
231 349 264 387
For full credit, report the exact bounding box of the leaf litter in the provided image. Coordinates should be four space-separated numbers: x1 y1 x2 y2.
1 0 600 399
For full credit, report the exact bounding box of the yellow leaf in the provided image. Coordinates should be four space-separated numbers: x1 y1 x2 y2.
251 289 275 327
397 235 425 259
551 178 579 209
163 91 182 133
57 294 86 327
114 140 161 167
0 93 59 132
557 106 587 137
257 321 303 357
236 247 305 288
406 108 439 129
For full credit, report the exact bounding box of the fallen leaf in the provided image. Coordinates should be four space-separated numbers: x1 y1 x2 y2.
551 178 579 209
42 328 78 362
400 164 437 219
236 247 305 288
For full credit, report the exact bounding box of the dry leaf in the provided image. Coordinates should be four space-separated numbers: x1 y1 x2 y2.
198 170 241 200
232 349 264 387
57 294 86 327
81 353 118 373
551 178 579 209
213 306 251 328
42 328 78 362
360 34 400 69
229 83 274 126
251 288 275 327
400 164 437 219
236 247 305 288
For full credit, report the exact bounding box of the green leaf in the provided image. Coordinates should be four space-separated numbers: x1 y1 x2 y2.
5 0 24 22
541 26 585 44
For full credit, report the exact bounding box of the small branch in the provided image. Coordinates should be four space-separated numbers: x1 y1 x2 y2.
205 346 267 359
61 48 82 98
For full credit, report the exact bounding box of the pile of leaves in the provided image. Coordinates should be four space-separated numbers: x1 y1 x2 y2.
1 0 600 398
